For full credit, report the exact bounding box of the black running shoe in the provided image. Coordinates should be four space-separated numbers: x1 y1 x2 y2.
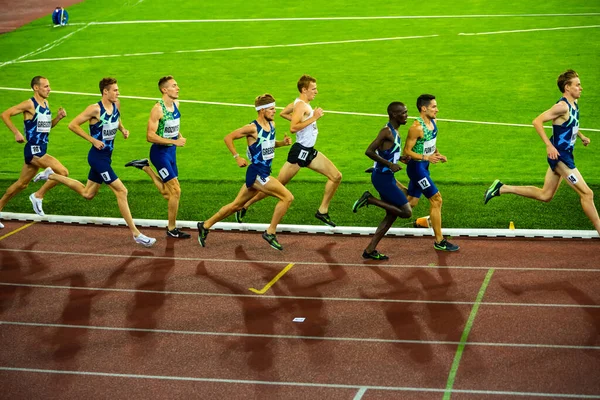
483 179 503 204
352 191 372 213
315 211 336 227
197 221 209 247
125 158 150 169
262 231 283 251
362 250 389 260
235 207 247 223
434 238 460 252
167 228 191 239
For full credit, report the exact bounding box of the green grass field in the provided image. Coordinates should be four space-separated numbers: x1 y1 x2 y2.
1 0 599 230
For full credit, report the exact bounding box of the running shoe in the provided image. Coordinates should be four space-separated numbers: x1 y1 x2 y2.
362 250 389 260
134 233 156 247
29 193 45 216
167 227 191 239
124 158 150 169
434 239 460 252
235 207 247 223
315 211 336 227
33 167 54 182
0 221 4 229
262 231 283 251
352 191 372 213
197 221 209 247
484 179 503 204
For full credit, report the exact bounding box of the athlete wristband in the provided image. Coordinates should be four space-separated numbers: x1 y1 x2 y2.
233 154 239 158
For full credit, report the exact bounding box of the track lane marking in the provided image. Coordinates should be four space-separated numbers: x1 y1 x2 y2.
0 222 37 241
249 263 295 294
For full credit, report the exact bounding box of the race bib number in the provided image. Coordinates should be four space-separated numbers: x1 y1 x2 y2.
256 175 270 185
36 114 52 133
261 140 275 160
298 149 309 161
418 178 431 190
423 137 437 156
101 171 111 182
158 168 169 179
570 126 579 146
567 173 578 185
102 120 119 141
31 145 41 155
392 152 400 164
163 119 180 139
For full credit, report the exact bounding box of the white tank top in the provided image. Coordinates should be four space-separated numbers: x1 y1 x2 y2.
293 98 319 147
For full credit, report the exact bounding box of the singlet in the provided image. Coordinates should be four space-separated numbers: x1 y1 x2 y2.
89 101 120 153
374 122 402 173
24 97 52 145
550 97 579 152
293 98 318 147
411 117 437 157
155 99 180 147
246 120 275 168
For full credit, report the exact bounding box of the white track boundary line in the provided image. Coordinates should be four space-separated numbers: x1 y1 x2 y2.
12 34 439 64
0 24 89 68
84 13 600 25
1 247 600 273
0 89 598 133
2 282 599 308
1 320 599 350
459 24 600 36
1 367 600 398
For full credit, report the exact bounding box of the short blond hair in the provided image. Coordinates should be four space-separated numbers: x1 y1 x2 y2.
254 93 275 108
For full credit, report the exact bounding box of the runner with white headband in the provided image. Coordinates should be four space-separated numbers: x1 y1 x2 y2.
197 94 293 251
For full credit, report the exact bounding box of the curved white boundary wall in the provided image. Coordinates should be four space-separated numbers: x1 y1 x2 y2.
2 212 598 239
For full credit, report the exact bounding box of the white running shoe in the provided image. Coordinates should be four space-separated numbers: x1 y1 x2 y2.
33 167 55 182
29 193 45 216
134 233 156 247
0 221 4 229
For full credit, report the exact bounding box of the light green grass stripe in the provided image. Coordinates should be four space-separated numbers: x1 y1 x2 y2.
443 268 495 400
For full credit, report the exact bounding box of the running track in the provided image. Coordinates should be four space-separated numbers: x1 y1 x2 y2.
0 220 599 399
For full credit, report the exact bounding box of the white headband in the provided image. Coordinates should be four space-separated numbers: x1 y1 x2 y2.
255 102 275 111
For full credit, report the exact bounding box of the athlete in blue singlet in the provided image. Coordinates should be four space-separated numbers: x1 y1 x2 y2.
404 94 459 252
351 102 412 260
484 69 600 236
197 94 293 251
33 77 156 247
124 76 189 239
0 76 68 225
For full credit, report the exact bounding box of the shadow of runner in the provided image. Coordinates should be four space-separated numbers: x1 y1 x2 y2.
501 280 600 355
126 240 175 337
360 266 431 363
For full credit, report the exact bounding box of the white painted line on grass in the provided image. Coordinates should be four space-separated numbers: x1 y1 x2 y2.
460 24 600 36
2 282 600 308
0 89 598 132
12 34 438 64
1 247 599 273
84 13 600 25
2 320 599 350
0 24 89 68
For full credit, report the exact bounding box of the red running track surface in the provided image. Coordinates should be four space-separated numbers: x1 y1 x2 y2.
0 220 599 399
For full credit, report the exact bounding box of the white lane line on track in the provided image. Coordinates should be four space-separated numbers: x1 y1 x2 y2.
1 248 600 273
1 320 599 350
0 87 598 132
1 282 599 309
459 24 600 35
2 367 600 398
9 34 438 64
